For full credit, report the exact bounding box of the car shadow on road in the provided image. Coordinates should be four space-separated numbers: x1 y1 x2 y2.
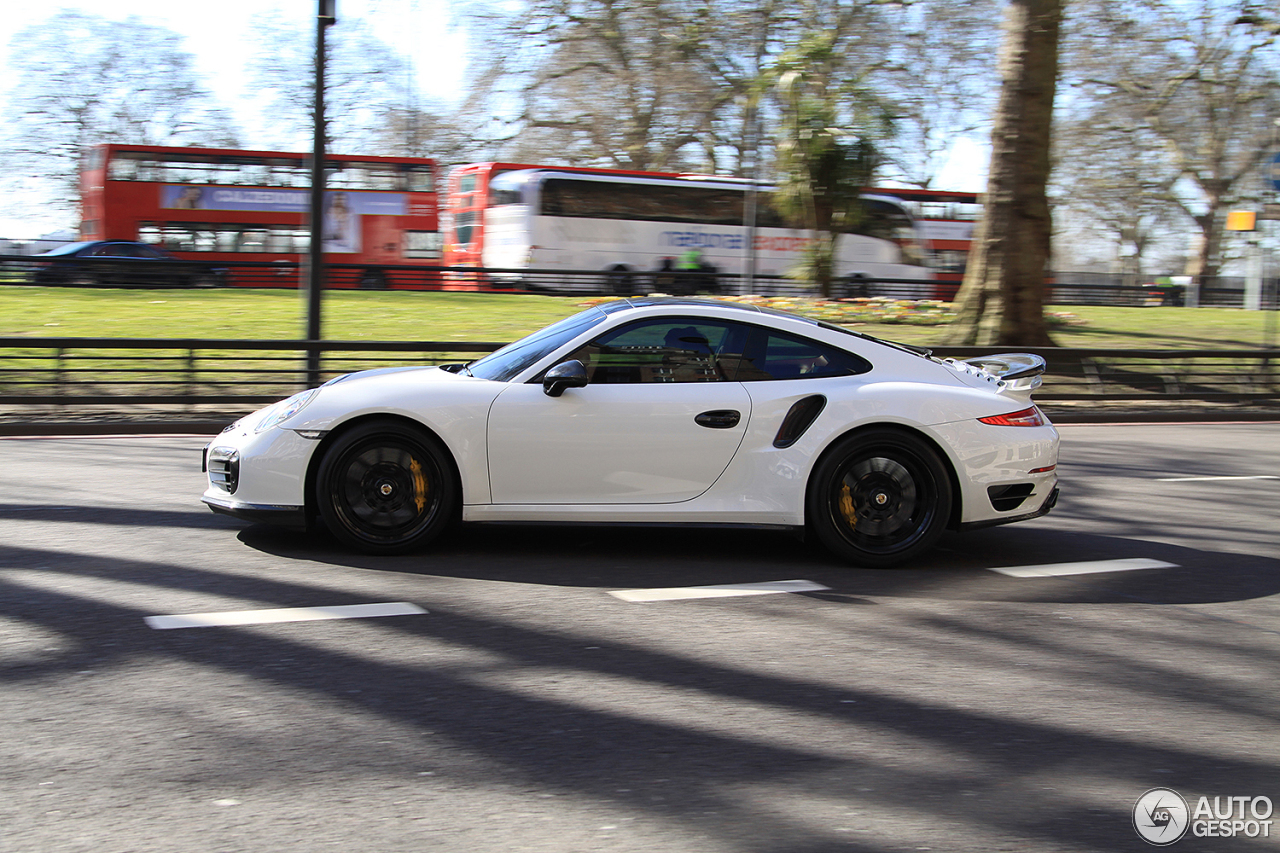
237 520 1280 607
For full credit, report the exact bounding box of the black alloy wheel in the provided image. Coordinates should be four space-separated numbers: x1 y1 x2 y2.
316 421 457 554
808 429 952 568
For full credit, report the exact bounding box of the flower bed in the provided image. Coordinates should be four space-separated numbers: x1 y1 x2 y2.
577 294 959 326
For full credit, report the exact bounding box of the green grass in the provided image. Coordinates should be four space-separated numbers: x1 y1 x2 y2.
1 286 1277 350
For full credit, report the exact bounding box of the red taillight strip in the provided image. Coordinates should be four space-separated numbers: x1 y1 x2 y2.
978 406 1047 427
1029 464 1056 474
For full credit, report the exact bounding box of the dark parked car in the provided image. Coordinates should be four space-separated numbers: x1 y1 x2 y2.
32 241 227 288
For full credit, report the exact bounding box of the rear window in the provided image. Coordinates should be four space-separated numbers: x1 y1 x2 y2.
735 329 872 381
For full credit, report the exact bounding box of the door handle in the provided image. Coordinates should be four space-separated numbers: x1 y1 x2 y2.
694 409 741 429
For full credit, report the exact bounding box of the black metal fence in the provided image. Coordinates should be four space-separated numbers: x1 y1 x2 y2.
2 338 1275 417
4 253 1275 306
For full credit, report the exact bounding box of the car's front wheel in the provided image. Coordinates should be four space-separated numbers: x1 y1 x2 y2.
315 420 456 554
808 429 952 568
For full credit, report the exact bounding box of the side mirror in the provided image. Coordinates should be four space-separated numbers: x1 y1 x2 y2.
542 359 589 397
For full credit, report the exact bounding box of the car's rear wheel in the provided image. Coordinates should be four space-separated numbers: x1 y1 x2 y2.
808 429 952 568
603 264 634 295
315 421 456 554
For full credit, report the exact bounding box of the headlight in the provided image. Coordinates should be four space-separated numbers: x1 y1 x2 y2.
254 389 319 433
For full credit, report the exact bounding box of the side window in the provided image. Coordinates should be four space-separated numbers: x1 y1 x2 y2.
562 319 749 384
736 329 872 381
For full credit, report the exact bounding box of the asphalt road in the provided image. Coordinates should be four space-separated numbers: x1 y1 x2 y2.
0 423 1277 853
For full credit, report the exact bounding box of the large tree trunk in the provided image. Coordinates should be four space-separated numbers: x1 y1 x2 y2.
945 0 1061 347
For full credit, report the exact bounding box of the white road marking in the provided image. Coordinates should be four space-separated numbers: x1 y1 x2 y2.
1156 475 1278 482
989 558 1177 578
145 602 426 630
610 579 830 602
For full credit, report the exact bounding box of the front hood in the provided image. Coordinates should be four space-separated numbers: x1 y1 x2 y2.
284 363 499 433
323 364 457 387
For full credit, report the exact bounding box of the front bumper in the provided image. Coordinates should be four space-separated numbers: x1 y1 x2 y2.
202 494 307 528
202 421 321 525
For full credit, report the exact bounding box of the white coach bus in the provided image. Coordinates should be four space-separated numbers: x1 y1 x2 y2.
480 169 935 295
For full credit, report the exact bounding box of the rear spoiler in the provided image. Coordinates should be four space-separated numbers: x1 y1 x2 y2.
945 353 1047 393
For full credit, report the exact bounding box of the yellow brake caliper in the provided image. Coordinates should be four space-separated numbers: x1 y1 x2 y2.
409 458 429 512
838 482 856 530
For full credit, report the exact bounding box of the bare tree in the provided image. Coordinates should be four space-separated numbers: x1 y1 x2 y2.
0 11 239 223
876 0 1002 188
246 10 462 157
464 0 739 171
946 0 1062 347
1063 0 1280 283
1053 118 1183 280
462 0 903 174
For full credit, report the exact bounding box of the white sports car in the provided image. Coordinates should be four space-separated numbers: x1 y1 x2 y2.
203 297 1059 567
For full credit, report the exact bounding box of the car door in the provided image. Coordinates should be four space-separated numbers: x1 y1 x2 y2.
486 318 753 505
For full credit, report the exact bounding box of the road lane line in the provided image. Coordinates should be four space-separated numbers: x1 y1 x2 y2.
1156 475 1278 482
988 558 1177 578
610 579 830 602
145 602 426 630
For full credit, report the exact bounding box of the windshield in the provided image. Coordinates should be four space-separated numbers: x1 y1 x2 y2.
41 242 93 257
467 307 611 382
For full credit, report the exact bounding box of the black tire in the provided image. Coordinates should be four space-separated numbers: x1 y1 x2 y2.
70 269 100 288
808 429 952 567
315 420 457 554
604 264 633 295
841 274 873 299
359 271 389 290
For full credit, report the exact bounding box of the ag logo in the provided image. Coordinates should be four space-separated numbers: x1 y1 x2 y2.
1134 788 1190 845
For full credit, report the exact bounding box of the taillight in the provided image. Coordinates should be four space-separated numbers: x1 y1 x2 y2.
978 406 1047 427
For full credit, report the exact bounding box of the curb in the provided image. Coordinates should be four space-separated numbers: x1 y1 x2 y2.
0 421 229 437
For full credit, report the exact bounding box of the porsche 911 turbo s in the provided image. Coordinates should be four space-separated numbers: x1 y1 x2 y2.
202 297 1059 567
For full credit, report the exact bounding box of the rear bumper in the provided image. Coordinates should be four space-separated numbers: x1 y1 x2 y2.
958 486 1059 532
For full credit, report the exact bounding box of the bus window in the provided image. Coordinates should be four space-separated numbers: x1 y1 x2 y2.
405 231 442 259
264 229 290 253
108 159 137 181
405 165 434 193
458 174 477 194
453 211 477 244
240 227 270 251
489 175 526 207
369 169 399 190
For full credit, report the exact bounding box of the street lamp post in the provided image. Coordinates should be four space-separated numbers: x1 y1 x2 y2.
305 0 336 388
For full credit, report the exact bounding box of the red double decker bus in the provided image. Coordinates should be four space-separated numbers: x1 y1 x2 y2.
867 187 981 299
80 143 442 288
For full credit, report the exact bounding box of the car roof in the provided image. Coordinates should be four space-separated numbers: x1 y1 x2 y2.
598 296 934 358
600 296 803 321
